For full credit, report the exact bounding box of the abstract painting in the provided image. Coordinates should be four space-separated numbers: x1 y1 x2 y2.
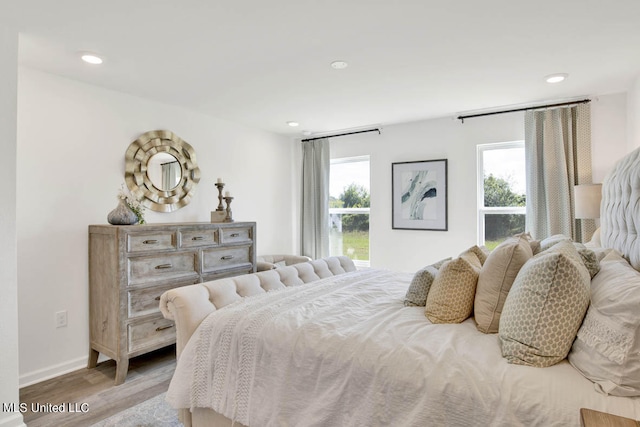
392 159 448 230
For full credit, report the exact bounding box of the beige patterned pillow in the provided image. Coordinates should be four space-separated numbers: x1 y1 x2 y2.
474 236 533 334
404 258 451 307
537 234 572 253
499 241 590 367
425 252 481 324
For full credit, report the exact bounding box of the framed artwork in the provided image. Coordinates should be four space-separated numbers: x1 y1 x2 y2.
392 159 448 231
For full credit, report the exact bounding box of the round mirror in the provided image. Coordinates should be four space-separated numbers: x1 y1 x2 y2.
147 152 182 191
124 130 200 212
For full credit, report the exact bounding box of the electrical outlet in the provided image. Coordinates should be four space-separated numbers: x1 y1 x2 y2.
55 310 67 328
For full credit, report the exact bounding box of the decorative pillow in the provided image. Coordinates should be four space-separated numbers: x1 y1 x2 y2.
425 252 481 324
499 241 590 367
463 245 489 266
274 260 287 268
404 258 451 307
568 251 640 396
536 234 572 254
572 242 601 278
474 236 533 334
513 231 540 253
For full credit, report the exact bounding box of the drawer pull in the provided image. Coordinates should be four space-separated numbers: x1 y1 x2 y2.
155 296 161 301
230 233 240 237
155 325 174 332
221 255 234 260
192 236 204 241
143 239 158 245
155 264 172 269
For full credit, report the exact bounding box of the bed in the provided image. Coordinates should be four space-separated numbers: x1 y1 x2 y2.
160 148 640 427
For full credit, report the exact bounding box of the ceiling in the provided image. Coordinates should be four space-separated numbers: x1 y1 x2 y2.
4 1 640 137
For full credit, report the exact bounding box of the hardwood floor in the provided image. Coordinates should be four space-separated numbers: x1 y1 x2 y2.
19 345 177 427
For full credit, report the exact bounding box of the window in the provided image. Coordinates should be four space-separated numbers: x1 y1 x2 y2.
329 156 370 267
477 142 526 250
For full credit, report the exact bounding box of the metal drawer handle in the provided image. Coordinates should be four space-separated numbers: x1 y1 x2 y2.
155 325 174 332
221 255 234 260
143 239 158 244
230 233 240 237
154 296 161 301
192 236 204 241
155 264 172 269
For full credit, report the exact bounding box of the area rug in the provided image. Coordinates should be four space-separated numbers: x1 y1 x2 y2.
90 392 182 427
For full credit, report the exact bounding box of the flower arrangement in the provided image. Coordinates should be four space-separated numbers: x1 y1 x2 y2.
118 184 146 224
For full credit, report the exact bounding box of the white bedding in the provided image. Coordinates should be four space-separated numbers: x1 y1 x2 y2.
167 268 640 427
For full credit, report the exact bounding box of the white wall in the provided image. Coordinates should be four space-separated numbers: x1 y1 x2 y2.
16 67 296 385
328 93 628 273
591 93 628 182
0 25 25 427
628 75 640 150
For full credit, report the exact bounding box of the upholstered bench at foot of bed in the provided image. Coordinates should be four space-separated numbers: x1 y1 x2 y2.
160 255 356 358
256 254 312 271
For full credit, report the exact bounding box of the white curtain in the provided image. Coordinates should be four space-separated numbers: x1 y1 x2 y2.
161 161 180 190
524 103 595 242
301 138 330 259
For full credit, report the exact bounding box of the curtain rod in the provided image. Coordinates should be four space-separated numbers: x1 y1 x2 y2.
457 99 591 123
301 128 381 142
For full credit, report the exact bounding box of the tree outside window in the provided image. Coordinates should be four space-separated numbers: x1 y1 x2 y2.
329 157 370 266
478 142 526 249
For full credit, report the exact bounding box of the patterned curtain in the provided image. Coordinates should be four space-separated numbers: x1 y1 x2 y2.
524 103 595 242
301 138 330 259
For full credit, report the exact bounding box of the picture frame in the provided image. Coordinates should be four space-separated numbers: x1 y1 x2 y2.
392 159 448 231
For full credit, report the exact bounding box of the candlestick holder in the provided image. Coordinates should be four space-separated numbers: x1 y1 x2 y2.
211 182 228 222
223 196 234 222
215 182 225 211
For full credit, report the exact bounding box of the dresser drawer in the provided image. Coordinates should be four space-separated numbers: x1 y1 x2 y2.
127 252 198 285
221 227 253 244
202 266 254 282
127 280 197 318
202 245 252 273
127 231 176 253
179 228 219 248
128 316 175 353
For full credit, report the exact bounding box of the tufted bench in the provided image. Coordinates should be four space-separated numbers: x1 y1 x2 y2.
160 256 356 358
256 254 312 271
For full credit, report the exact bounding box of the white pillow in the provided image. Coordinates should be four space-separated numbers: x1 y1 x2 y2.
568 251 640 396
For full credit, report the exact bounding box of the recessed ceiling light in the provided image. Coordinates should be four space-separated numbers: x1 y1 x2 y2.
287 121 299 127
330 61 348 70
545 73 568 83
81 53 103 65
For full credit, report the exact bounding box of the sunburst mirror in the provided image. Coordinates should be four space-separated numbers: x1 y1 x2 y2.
124 130 201 212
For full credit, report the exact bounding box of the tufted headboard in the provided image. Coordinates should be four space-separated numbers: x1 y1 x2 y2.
160 256 357 358
600 147 640 270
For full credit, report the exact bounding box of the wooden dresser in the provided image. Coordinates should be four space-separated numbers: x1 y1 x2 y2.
88 222 256 384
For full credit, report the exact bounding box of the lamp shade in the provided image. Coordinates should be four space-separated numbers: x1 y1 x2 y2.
574 184 602 219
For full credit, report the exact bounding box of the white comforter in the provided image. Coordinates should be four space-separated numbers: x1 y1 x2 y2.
167 269 640 426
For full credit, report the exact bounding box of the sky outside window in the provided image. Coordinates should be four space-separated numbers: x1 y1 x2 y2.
330 159 370 197
483 147 525 195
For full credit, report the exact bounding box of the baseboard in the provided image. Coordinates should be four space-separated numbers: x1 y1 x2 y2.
0 413 26 427
19 355 89 388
